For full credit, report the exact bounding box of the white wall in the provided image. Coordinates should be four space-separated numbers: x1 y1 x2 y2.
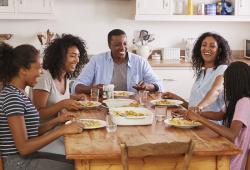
1 0 250 54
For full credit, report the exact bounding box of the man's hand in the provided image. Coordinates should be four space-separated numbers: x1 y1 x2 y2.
133 81 147 91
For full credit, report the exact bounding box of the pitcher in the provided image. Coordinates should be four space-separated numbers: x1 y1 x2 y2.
137 45 152 59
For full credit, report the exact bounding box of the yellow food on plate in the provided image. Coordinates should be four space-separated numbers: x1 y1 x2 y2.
78 119 101 128
156 100 177 105
169 118 201 126
115 92 129 97
128 102 141 107
114 110 146 117
79 101 98 107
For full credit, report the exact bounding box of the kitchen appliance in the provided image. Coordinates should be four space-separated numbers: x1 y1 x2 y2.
244 39 250 59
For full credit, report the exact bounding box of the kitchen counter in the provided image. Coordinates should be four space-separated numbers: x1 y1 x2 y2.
148 59 192 67
149 56 250 67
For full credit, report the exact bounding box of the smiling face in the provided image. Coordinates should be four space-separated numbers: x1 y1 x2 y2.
200 36 219 67
24 55 43 87
109 34 127 59
63 46 80 73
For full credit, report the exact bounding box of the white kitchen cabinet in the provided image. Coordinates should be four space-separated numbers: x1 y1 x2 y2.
137 0 171 15
153 67 195 100
236 0 250 15
0 0 14 12
135 0 250 22
0 0 54 19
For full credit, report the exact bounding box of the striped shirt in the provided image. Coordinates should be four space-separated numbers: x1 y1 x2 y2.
0 85 39 157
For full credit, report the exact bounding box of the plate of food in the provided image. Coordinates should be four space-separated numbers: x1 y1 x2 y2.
66 119 106 129
78 101 102 108
110 107 151 119
103 99 140 108
114 91 135 97
164 117 202 129
150 99 183 107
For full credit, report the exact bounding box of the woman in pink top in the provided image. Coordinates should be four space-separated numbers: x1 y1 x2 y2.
176 61 250 170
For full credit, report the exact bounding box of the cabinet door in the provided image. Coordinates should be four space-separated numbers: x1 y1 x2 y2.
17 0 53 13
153 67 195 100
137 0 171 15
237 0 250 15
0 0 14 13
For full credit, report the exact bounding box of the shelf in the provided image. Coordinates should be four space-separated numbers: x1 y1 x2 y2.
135 14 250 22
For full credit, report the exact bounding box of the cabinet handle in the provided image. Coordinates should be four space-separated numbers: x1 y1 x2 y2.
20 0 22 5
137 1 140 10
163 78 176 82
163 0 168 8
240 0 243 8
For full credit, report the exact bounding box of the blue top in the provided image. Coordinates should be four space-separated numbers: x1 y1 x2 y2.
189 65 227 112
71 51 163 93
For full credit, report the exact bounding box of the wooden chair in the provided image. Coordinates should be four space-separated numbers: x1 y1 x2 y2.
0 156 4 170
120 139 195 170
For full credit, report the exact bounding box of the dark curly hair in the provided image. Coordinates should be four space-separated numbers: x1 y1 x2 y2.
0 42 39 85
192 32 232 79
43 34 88 80
223 61 250 127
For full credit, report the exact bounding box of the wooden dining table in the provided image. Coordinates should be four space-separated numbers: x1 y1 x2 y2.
64 94 241 170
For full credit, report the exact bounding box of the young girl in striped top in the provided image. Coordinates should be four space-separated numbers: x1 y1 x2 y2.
0 43 84 170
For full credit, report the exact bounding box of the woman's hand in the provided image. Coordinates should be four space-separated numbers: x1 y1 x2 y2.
71 93 87 101
57 111 76 123
61 122 84 135
186 109 202 122
61 99 83 111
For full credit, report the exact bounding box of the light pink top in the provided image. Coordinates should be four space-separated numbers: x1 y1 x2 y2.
231 97 250 170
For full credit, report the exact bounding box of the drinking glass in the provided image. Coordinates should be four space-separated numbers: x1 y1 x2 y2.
103 84 115 99
106 115 117 133
138 90 148 105
155 106 167 122
90 88 99 101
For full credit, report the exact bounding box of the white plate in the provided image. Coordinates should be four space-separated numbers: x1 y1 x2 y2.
78 101 102 108
103 99 140 108
109 107 154 125
114 91 135 97
150 99 183 107
164 118 202 129
66 119 106 129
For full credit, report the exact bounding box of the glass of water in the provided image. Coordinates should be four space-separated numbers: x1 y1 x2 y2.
155 106 167 122
90 88 99 101
106 114 117 133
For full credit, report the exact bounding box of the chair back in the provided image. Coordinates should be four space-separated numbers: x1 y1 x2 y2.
120 139 195 170
0 156 4 170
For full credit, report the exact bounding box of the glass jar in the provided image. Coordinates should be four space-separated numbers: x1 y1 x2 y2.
174 0 183 15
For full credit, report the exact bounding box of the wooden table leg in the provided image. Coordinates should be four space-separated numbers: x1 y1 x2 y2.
75 160 90 170
216 156 230 170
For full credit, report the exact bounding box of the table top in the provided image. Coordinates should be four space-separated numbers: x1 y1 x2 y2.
64 95 241 160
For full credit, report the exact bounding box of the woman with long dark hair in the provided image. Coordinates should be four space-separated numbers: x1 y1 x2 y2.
0 42 84 170
31 34 89 155
163 32 231 113
179 61 250 170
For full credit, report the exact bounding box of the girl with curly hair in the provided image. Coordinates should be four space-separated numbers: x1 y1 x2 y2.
31 34 88 154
